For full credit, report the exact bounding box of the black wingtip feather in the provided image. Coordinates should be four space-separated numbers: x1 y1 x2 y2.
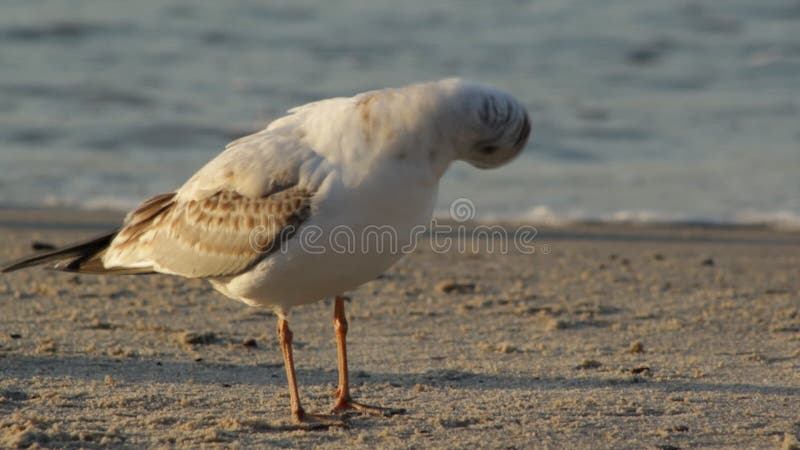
1 232 117 273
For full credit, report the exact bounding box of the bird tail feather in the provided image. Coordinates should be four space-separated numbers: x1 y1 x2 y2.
1 232 153 275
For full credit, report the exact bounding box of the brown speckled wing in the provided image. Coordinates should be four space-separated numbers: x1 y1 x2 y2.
106 187 312 278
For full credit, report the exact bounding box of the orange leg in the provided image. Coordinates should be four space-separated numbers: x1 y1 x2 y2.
276 316 344 427
330 296 405 417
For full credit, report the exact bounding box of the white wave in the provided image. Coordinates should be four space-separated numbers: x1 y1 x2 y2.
31 197 800 231
476 205 800 229
42 194 142 212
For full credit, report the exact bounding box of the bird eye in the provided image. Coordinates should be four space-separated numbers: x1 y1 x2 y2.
479 145 498 155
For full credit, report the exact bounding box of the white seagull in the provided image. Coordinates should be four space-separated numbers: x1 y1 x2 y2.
2 79 531 426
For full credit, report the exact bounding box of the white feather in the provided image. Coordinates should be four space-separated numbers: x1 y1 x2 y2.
101 79 531 313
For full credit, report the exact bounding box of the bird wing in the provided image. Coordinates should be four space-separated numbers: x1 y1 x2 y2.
101 131 325 278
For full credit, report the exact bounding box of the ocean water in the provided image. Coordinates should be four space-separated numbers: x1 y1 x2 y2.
1 0 798 226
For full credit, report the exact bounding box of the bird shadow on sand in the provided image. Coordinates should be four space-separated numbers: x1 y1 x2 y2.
2 354 798 399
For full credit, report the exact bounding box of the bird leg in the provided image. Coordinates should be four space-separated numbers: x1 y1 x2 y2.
330 296 405 417
276 316 344 427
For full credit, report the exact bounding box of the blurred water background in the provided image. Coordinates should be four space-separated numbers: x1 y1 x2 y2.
1 0 798 226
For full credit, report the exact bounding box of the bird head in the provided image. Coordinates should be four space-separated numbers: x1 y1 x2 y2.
444 80 531 169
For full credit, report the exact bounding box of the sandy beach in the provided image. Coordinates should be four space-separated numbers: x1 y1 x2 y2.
1 208 798 449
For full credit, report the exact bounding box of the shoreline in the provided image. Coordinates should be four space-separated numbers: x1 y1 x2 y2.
2 206 799 237
2 206 800 234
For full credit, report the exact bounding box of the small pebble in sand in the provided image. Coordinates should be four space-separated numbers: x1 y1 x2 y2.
781 433 800 450
628 341 645 353
658 445 680 450
108 346 137 358
496 342 518 354
575 359 602 370
30 241 56 251
764 288 789 295
435 280 475 295
545 318 569 330
180 332 218 345
35 338 56 354
481 342 519 354
89 320 114 330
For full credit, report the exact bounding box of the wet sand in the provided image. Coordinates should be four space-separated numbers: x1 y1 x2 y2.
1 209 799 449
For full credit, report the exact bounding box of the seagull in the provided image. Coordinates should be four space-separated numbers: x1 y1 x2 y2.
1 79 531 426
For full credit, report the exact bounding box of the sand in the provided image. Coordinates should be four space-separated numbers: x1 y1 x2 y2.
0 208 798 449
